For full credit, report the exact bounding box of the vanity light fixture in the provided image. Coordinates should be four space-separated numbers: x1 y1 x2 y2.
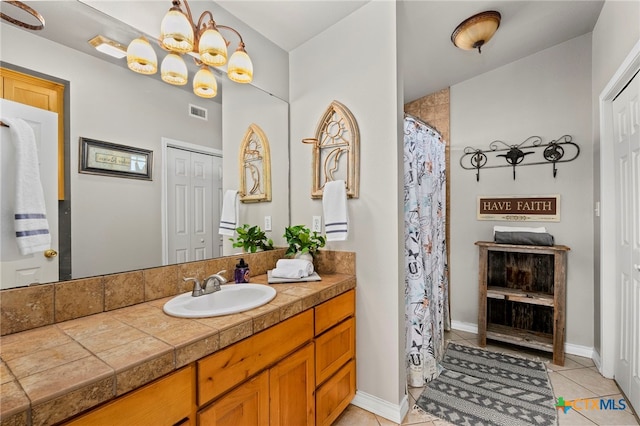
0 1 45 30
88 35 127 59
451 10 501 54
126 0 253 98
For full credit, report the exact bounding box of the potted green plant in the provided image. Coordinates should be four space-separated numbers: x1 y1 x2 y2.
230 224 274 253
284 225 326 259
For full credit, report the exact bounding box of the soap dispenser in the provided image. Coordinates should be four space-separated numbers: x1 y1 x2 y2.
234 258 250 283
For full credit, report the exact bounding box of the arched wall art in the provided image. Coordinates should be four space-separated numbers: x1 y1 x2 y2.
303 100 360 199
239 123 271 203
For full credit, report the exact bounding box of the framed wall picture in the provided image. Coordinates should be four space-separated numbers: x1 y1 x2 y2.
79 137 153 180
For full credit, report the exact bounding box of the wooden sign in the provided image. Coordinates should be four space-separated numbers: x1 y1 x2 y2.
477 195 560 222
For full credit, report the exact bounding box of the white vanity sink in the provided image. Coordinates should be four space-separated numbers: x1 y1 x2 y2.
163 283 277 318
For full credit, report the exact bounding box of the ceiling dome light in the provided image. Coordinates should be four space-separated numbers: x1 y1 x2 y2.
199 28 228 66
160 7 194 53
126 36 157 75
193 66 218 98
161 53 188 85
451 11 501 54
227 45 253 84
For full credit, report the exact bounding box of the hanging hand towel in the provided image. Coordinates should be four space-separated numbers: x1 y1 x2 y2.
218 189 239 236
323 180 348 241
3 117 51 255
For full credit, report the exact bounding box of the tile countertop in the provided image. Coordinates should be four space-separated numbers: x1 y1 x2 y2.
0 273 356 426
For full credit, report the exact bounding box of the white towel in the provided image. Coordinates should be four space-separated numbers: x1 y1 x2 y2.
3 117 51 255
218 189 239 236
271 259 314 279
323 180 348 241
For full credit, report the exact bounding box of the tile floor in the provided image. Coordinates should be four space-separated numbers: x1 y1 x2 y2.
333 329 639 426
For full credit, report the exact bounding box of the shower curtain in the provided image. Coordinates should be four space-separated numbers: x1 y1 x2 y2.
403 114 450 387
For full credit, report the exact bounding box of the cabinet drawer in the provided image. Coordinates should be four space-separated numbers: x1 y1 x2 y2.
197 310 314 406
315 289 355 336
64 365 194 426
315 317 355 385
316 359 356 426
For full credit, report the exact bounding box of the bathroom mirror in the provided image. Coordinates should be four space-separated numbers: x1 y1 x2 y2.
0 1 290 289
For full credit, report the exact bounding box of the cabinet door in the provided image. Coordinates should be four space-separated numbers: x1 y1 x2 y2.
64 365 194 426
316 359 356 426
269 343 315 426
198 371 269 426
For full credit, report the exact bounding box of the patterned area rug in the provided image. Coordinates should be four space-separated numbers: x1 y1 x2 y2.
415 343 557 426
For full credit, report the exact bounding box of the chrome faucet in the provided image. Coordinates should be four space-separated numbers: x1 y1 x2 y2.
203 270 227 294
183 277 204 297
184 271 227 297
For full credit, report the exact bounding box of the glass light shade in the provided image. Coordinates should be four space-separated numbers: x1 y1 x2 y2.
227 49 253 83
451 11 501 52
198 28 228 66
126 37 157 75
160 8 194 53
161 53 188 86
193 66 218 98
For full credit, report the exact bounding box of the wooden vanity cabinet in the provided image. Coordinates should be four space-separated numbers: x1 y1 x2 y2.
61 288 356 426
63 365 195 426
198 289 357 426
197 310 315 424
314 290 356 426
198 343 316 426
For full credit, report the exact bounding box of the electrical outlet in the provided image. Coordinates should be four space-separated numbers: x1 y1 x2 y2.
264 216 272 231
312 216 322 232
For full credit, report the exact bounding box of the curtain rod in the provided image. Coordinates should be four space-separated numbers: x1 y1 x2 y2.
404 113 442 139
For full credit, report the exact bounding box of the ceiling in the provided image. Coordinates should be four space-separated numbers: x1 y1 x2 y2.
217 0 605 102
2 1 604 104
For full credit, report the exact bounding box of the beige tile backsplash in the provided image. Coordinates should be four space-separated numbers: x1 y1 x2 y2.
0 249 354 336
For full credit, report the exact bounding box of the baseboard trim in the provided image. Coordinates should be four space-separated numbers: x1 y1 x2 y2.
451 321 595 360
350 390 409 424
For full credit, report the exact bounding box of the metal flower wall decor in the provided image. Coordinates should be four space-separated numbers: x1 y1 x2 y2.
460 135 579 181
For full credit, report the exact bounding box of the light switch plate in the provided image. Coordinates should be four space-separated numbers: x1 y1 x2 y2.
312 216 322 232
264 216 272 231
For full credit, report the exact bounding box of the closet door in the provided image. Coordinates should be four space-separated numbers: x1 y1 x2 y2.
613 72 639 412
166 147 215 263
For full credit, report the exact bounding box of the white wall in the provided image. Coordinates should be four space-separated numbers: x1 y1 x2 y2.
2 23 221 278
290 0 406 417
450 34 594 348
590 0 640 356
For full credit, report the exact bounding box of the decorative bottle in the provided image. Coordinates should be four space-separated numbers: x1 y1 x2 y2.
234 258 250 283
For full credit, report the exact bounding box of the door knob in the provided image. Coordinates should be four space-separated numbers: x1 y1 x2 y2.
635 264 640 271
44 249 58 258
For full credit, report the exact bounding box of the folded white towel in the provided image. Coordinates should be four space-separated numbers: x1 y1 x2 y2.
271 259 314 279
323 180 348 241
493 226 547 236
3 117 51 255
218 189 239 236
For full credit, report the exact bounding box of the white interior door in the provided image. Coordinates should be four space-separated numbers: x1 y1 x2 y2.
613 72 639 412
0 99 59 288
166 146 221 264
